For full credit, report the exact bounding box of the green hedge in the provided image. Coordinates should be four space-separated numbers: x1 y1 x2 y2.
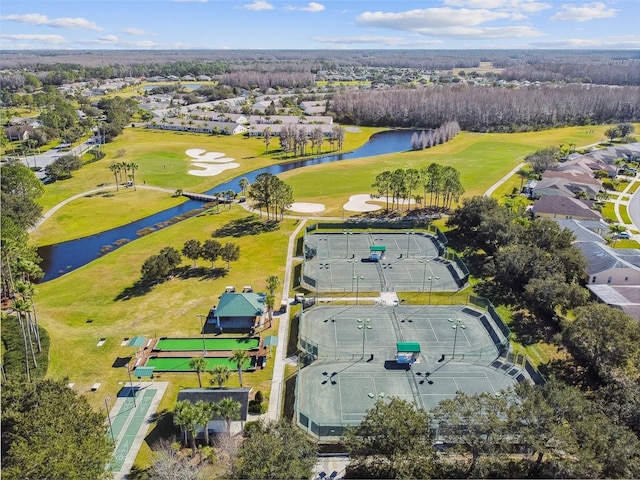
1 314 50 380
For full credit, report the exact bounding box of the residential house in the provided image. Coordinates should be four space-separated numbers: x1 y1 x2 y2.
207 292 266 333
553 219 610 243
176 387 252 436
532 195 602 221
532 170 602 200
4 124 34 141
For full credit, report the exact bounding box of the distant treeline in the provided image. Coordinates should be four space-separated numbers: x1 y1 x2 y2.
217 71 316 90
331 84 640 132
500 60 640 86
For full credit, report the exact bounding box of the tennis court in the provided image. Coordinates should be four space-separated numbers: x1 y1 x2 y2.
145 356 253 372
296 305 519 438
154 337 260 351
303 232 462 293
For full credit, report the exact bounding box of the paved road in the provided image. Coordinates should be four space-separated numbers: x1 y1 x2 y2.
20 140 97 179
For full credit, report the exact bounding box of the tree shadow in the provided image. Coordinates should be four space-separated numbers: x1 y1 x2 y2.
212 216 280 238
114 279 154 301
173 265 227 281
144 408 177 448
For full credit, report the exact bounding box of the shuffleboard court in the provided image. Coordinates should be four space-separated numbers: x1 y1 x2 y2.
146 357 253 371
155 337 260 351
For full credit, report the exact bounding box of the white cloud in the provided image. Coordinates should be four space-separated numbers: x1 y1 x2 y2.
551 2 617 22
356 8 544 37
121 28 147 36
242 0 274 10
1 33 68 44
444 0 552 13
1 13 102 31
314 35 443 47
300 2 325 12
532 35 640 48
358 8 513 30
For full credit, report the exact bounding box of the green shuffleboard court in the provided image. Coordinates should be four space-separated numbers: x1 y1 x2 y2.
155 337 260 351
145 357 254 372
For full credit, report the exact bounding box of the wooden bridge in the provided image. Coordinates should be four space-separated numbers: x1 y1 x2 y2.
182 191 233 203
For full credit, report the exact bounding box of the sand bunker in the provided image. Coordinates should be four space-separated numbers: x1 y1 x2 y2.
185 149 239 176
288 202 326 213
344 194 415 212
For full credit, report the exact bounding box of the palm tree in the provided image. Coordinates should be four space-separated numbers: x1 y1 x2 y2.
266 275 280 295
229 350 249 387
189 356 208 388
516 166 533 191
609 224 627 246
194 400 216 446
239 177 249 197
129 162 139 191
109 163 119 191
265 293 275 328
174 400 199 456
210 365 232 388
214 397 241 436
12 298 33 382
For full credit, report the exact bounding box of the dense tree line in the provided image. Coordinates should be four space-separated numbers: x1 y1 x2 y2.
247 173 294 221
217 71 315 91
1 378 113 480
345 384 640 479
411 120 460 150
373 164 464 212
447 197 587 309
331 84 640 132
500 60 640 86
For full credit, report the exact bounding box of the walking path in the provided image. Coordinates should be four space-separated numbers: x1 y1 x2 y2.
483 162 526 197
266 218 308 420
30 184 175 231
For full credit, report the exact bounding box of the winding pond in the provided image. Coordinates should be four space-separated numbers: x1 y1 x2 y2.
37 129 416 282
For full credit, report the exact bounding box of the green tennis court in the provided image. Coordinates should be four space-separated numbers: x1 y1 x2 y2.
155 337 260 351
146 357 254 372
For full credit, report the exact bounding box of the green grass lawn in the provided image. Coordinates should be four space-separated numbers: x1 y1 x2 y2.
32 126 383 245
627 181 640 195
601 202 616 222
619 204 632 224
281 126 608 215
34 207 294 413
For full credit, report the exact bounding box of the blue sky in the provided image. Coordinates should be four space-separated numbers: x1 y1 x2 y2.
1 0 639 50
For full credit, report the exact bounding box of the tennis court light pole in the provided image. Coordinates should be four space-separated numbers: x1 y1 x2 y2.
343 229 353 259
348 259 356 290
354 275 365 305
405 229 414 258
419 259 429 292
357 318 372 359
197 314 207 355
448 317 466 359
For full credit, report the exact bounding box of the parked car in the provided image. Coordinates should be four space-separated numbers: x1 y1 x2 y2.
616 231 631 239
